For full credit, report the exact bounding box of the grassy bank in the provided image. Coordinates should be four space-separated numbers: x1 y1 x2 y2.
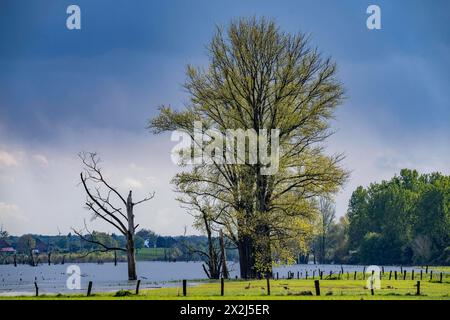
2 272 449 300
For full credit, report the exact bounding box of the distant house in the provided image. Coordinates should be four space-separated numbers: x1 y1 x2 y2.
0 239 16 253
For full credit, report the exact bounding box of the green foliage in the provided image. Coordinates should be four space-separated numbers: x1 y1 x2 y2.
346 169 450 265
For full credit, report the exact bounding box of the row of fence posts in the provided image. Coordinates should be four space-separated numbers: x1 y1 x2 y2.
5 254 68 267
275 269 443 282
31 269 444 297
178 276 435 297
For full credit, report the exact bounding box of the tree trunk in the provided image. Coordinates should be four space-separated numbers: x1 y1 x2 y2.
126 235 137 280
255 158 272 279
255 223 272 278
219 230 229 279
238 234 256 279
202 209 218 278
126 191 137 280
28 250 35 266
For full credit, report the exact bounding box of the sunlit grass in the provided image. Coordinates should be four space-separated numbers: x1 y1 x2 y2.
2 272 449 300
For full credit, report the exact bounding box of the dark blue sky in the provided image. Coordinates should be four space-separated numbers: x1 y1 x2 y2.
1 0 449 142
0 0 449 234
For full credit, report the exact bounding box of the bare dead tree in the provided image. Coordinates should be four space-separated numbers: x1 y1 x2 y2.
76 152 154 280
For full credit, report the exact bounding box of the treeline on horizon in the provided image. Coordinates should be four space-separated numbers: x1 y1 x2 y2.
0 230 240 264
311 169 449 266
1 169 449 266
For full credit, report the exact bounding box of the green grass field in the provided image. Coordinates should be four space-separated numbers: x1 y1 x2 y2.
135 247 169 260
2 271 449 300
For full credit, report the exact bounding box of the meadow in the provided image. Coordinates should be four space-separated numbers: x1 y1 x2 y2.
2 270 449 300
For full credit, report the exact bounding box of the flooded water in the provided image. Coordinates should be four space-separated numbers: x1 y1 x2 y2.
0 261 424 295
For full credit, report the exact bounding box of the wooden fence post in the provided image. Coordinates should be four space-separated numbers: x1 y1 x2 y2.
425 266 428 274
370 270 375 296
135 280 141 295
276 272 279 280
412 270 414 280
87 281 93 297
403 270 407 280
416 281 420 295
439 272 443 283
313 270 315 279
354 271 357 280
320 271 323 280
314 280 320 296
183 279 187 296
221 277 224 296
305 271 308 280
395 271 397 280
389 270 392 280
34 282 38 297
430 271 433 281
266 277 270 296
420 270 423 280
297 271 299 279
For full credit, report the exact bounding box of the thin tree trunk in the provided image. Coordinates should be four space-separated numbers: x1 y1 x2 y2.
126 191 137 280
28 250 35 266
126 236 137 280
220 230 229 279
202 209 218 278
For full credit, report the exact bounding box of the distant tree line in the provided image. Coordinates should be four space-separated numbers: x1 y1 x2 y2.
0 229 239 264
307 169 449 266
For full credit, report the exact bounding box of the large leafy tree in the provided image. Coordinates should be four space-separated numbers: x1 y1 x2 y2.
149 17 347 278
